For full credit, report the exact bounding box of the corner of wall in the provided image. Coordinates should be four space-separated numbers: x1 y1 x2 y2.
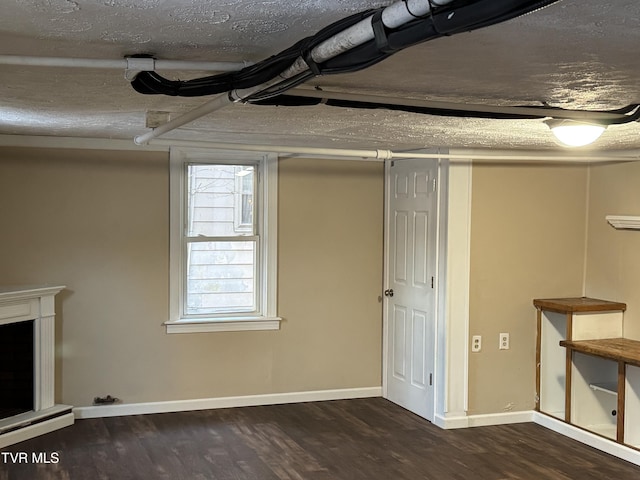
581 164 592 296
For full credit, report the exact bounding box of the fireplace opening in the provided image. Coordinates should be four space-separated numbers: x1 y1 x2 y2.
0 320 34 420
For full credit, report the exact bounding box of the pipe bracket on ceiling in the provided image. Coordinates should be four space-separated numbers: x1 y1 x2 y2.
124 56 156 81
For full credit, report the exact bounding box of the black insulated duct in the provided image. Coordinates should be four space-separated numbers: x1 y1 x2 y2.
252 94 640 124
130 0 560 100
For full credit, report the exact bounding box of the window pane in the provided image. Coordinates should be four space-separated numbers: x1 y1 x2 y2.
186 241 256 315
187 164 254 237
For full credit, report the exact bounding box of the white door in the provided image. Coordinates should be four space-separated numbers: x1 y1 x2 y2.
384 158 438 421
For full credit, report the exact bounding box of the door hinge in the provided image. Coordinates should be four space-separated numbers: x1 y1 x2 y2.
431 276 434 288
429 373 433 386
432 178 437 192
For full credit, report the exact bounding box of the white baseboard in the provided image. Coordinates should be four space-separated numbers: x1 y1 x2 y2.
433 413 470 429
532 412 640 467
435 410 534 429
74 386 382 419
0 413 74 449
467 410 535 427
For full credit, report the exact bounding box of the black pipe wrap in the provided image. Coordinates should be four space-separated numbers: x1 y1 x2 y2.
252 95 640 123
131 10 377 97
130 0 559 98
253 95 543 119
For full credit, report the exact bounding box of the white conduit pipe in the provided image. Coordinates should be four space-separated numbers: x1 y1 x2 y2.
134 94 233 145
0 54 250 72
281 0 442 77
309 0 438 62
152 138 394 160
134 0 455 145
148 138 634 163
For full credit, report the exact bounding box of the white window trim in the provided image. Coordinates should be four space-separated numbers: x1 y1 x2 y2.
166 147 280 333
233 169 254 234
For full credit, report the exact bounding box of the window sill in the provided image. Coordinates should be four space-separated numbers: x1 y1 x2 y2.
164 316 282 334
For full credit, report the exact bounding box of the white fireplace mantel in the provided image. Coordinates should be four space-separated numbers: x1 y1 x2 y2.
0 285 73 448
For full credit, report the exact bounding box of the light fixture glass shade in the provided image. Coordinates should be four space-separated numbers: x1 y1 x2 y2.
545 119 606 147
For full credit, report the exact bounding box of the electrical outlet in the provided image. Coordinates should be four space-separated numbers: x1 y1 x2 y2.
471 335 482 353
499 333 510 350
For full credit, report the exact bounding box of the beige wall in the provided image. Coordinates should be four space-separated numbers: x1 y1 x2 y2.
468 163 588 415
585 161 640 340
0 148 384 407
4 144 613 417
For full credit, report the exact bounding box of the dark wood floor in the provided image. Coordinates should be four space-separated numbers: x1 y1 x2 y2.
2 398 640 479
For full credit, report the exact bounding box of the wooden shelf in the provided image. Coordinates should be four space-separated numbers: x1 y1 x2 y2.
559 337 640 446
559 338 640 368
534 297 626 314
535 297 636 451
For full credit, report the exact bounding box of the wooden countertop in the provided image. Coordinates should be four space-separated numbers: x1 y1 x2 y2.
534 297 626 314
560 338 640 367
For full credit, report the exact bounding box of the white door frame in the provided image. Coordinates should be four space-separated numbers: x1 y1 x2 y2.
382 152 472 426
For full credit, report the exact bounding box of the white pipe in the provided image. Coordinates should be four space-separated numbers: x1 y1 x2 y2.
280 0 455 89
154 59 250 72
133 82 281 145
310 0 443 63
147 138 637 163
134 0 455 145
0 55 125 69
152 138 393 160
2 133 636 163
134 94 233 145
0 54 250 72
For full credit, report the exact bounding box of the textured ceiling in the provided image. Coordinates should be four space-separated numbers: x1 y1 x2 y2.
0 0 639 151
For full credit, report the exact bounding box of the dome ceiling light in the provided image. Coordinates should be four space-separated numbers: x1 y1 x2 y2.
545 120 608 147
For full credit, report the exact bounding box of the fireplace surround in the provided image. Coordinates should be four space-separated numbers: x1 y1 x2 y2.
0 286 73 448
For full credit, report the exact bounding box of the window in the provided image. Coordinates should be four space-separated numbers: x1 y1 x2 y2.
167 148 279 333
